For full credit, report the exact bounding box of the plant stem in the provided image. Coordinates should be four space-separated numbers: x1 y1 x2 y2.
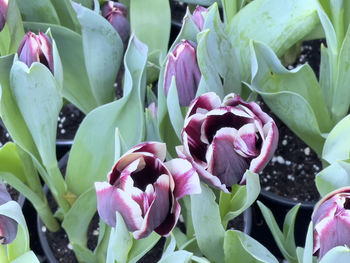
34 199 60 232
0 244 9 263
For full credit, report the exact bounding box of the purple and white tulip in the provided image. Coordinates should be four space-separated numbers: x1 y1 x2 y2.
312 187 350 259
17 31 54 73
95 142 201 239
0 0 8 31
101 1 130 48
0 184 18 245
192 5 208 31
163 40 201 107
177 92 278 193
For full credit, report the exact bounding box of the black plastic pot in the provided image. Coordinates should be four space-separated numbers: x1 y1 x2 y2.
56 139 73 161
251 190 316 258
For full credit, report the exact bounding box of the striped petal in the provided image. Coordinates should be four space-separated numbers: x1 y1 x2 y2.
186 92 221 118
95 182 143 231
133 174 172 239
124 142 167 161
165 158 201 200
0 184 17 244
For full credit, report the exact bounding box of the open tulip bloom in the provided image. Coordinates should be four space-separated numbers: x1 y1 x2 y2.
95 142 201 239
177 92 278 193
312 186 350 260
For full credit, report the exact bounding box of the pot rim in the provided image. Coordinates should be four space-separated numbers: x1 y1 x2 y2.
260 189 317 210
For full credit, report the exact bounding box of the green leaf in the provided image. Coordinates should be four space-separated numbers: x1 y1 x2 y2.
0 201 29 261
162 234 177 259
106 212 133 263
191 183 225 263
10 61 62 169
10 251 40 263
257 201 299 263
300 222 315 263
50 0 81 32
65 36 148 195
167 77 184 140
16 0 60 24
128 232 161 263
250 41 332 155
74 3 123 106
319 246 350 263
322 114 350 163
158 250 193 263
130 0 170 59
220 171 260 228
224 230 278 263
229 0 319 81
316 159 350 197
62 188 97 263
197 4 241 97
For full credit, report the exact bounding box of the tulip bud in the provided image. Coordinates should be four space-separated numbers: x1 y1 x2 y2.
101 1 130 48
17 31 54 73
163 40 201 107
148 102 158 119
312 187 350 259
192 5 208 31
0 184 18 244
177 92 278 193
0 0 8 32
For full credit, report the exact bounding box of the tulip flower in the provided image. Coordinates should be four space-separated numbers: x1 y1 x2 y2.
163 40 201 107
176 92 278 193
0 0 8 32
95 142 201 239
101 1 130 47
192 5 208 31
0 184 18 244
312 186 350 259
17 31 54 73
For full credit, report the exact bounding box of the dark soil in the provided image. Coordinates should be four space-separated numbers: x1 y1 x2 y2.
56 103 85 140
257 39 326 203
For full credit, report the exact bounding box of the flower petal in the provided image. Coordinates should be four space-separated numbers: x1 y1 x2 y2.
164 158 201 199
0 185 17 244
154 199 181 237
207 127 249 188
125 142 167 161
95 182 143 231
186 92 221 118
133 174 171 239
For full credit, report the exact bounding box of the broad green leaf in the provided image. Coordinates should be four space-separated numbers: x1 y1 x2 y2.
10 61 61 169
16 0 60 24
0 0 25 55
106 212 132 263
0 143 26 182
51 0 81 32
10 251 40 263
130 0 170 59
65 36 147 195
224 230 279 263
198 4 241 96
322 114 350 163
191 183 225 263
74 0 94 9
74 4 123 106
144 108 162 142
229 0 319 81
319 44 331 111
319 246 350 263
220 171 260 228
62 188 97 263
0 201 29 261
316 159 350 197
167 77 184 140
24 22 97 114
128 232 161 263
301 222 315 263
174 0 217 4
162 233 177 259
257 201 299 263
250 41 332 155
158 250 193 263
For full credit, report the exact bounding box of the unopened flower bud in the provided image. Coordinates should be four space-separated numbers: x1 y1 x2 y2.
0 0 8 31
163 40 201 107
17 31 54 73
192 5 208 31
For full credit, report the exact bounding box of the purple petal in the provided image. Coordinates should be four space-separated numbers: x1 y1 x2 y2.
95 182 143 231
0 0 8 31
186 92 221 118
38 32 54 73
248 121 278 176
133 174 172 239
235 123 259 158
164 158 201 200
192 5 207 31
154 200 181 237
183 113 207 164
126 142 167 161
